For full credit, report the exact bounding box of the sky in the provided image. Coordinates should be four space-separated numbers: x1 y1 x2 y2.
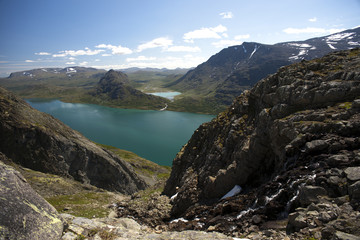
0 0 359 76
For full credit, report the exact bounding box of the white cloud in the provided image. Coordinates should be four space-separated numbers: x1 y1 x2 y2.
52 48 104 57
65 62 76 65
212 39 244 48
79 61 88 66
35 52 51 56
220 12 233 19
183 24 227 43
308 17 317 22
166 46 201 52
126 56 156 62
235 34 250 40
283 27 345 34
102 54 112 57
91 55 206 70
25 60 34 62
137 37 173 52
95 44 133 55
68 57 76 61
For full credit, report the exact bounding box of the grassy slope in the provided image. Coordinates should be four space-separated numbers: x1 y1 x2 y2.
2 143 170 219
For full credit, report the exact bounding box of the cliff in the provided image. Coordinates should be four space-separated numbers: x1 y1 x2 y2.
163 48 360 239
0 86 147 194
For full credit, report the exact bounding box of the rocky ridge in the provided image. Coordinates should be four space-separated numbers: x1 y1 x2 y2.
161 48 360 239
0 86 147 194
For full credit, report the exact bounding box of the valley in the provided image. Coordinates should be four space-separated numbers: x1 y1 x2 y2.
0 27 360 240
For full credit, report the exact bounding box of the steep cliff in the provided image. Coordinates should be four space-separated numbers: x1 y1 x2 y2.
163 48 360 238
0 86 147 194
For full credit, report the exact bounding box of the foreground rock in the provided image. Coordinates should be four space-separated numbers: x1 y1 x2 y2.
0 86 147 194
61 214 233 240
162 48 360 239
0 153 63 240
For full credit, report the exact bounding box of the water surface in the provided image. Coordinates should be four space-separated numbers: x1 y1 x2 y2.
27 99 214 166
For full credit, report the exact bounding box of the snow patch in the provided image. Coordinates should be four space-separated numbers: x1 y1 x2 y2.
41 68 48 72
288 43 312 48
328 43 336 50
170 192 178 200
221 185 242 200
170 218 188 223
249 45 260 59
242 45 247 53
326 32 355 41
348 41 360 46
66 67 77 73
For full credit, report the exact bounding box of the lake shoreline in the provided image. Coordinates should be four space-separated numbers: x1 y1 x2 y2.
26 98 215 166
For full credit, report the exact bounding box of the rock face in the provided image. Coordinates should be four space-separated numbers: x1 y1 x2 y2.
0 86 147 194
92 69 168 110
163 48 360 238
0 153 63 240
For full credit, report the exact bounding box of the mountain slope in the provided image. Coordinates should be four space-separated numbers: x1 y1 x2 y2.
163 48 360 238
0 86 147 194
90 69 169 110
169 27 360 110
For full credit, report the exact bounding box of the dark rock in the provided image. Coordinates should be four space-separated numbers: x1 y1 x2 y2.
349 181 360 201
0 154 63 239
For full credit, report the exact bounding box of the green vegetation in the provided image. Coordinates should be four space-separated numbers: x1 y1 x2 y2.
6 140 171 219
97 143 171 185
46 191 114 218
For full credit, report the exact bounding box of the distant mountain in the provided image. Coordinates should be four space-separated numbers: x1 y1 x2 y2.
8 66 105 79
121 67 190 74
91 69 169 110
169 27 360 108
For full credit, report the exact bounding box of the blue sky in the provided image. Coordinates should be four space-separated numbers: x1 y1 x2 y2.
0 0 359 76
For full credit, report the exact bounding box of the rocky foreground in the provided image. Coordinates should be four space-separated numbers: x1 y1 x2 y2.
159 48 360 239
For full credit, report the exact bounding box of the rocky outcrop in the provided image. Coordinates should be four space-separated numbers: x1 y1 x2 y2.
0 153 64 240
92 69 168 109
0 86 147 194
163 48 360 238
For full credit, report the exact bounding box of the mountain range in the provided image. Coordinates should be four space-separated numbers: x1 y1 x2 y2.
1 27 359 114
169 27 360 111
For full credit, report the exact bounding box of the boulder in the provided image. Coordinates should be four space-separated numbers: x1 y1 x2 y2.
345 167 360 181
0 154 63 240
298 185 327 206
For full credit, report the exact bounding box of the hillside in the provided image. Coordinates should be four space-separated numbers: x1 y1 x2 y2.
88 69 169 110
0 86 147 194
159 48 360 239
169 27 360 112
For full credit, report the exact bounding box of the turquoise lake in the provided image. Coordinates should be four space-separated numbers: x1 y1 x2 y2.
26 99 215 166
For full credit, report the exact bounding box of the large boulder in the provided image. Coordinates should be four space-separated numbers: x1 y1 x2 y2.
0 153 63 240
